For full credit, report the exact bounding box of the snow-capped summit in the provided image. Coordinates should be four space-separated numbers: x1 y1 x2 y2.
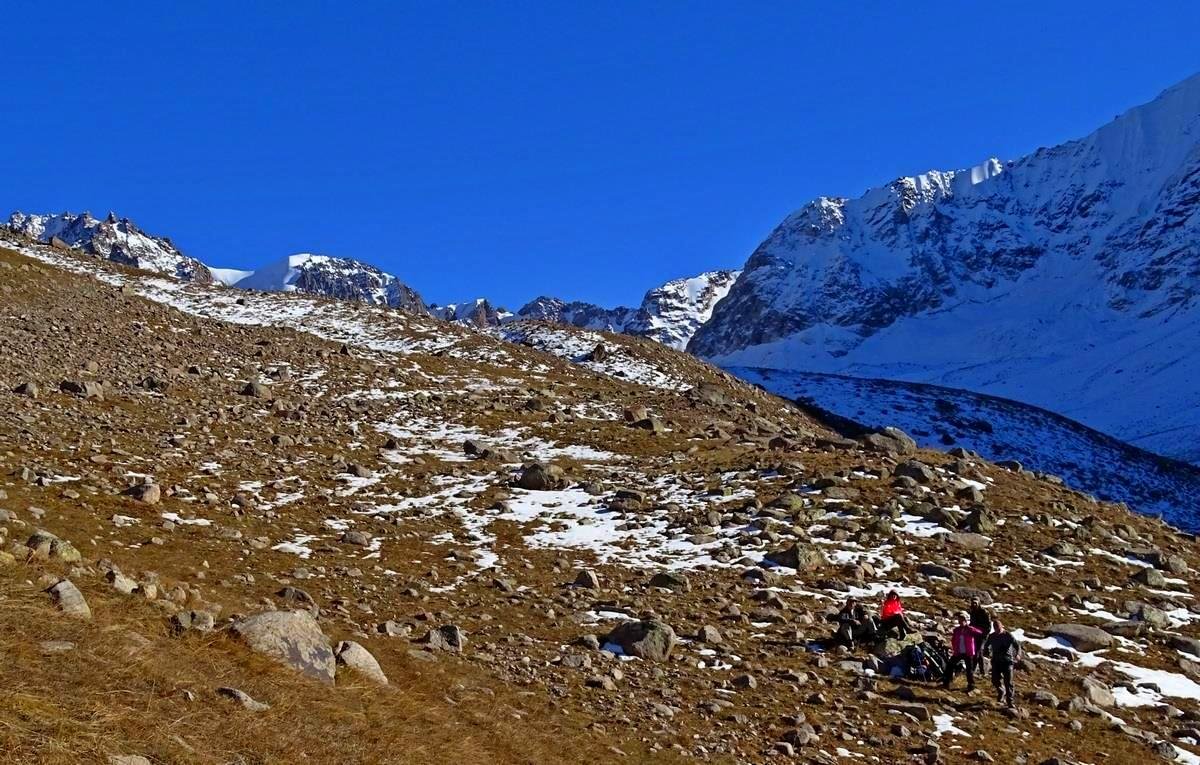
515 296 638 333
6 211 212 283
510 269 740 349
690 73 1200 462
624 269 740 350
231 253 427 314
429 298 511 327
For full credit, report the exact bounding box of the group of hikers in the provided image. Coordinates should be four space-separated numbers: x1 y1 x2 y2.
830 590 1022 708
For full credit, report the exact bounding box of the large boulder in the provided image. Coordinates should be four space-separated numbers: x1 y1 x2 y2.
1080 676 1115 707
230 610 336 683
1170 636 1200 658
605 620 676 661
894 460 936 484
335 640 388 685
863 427 917 456
123 482 161 505
1131 568 1167 588
516 462 566 491
764 544 827 570
944 532 992 550
962 507 996 534
47 580 91 619
26 530 82 564
872 632 924 661
59 379 104 398
1046 623 1114 653
422 624 466 652
918 563 961 580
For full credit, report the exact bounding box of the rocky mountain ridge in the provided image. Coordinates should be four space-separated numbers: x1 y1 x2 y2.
689 73 1200 464
515 269 741 349
229 253 428 315
4 212 737 353
6 211 213 283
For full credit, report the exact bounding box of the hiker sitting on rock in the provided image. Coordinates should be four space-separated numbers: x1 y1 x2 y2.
942 612 985 692
833 597 876 648
982 618 1022 708
878 590 916 639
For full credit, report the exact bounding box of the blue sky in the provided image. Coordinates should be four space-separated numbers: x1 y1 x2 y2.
4 2 1198 307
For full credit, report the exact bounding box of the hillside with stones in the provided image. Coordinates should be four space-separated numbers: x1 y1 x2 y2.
729 368 1200 529
3 230 1200 764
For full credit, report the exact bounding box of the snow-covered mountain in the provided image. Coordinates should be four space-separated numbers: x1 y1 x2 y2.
429 298 511 327
228 254 427 314
623 270 740 349
513 269 740 349
691 74 1200 464
6 211 212 283
515 296 638 332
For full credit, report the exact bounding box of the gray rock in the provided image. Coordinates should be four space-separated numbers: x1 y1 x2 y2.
423 624 466 652
516 462 566 491
171 609 216 634
894 461 936 484
335 640 388 685
12 382 39 398
1170 636 1200 658
1046 623 1114 653
605 619 676 661
945 532 992 550
217 686 271 712
123 483 161 505
47 579 90 619
341 530 371 547
25 530 82 563
863 428 917 455
230 610 336 683
764 543 827 570
1081 676 1115 707
60 379 104 398
918 563 960 580
241 382 273 399
882 701 931 721
648 571 691 591
1131 568 1167 588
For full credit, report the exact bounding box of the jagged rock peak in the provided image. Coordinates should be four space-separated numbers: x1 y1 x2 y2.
6 210 212 283
232 253 427 315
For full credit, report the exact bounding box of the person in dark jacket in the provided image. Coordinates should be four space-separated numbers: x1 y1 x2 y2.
834 597 876 648
982 618 1022 708
968 598 992 674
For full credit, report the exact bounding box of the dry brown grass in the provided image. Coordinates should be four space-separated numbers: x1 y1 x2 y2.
0 568 685 765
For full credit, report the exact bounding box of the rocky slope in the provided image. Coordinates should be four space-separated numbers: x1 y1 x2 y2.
6 211 212 283
730 368 1200 530
7 233 1200 764
691 73 1200 464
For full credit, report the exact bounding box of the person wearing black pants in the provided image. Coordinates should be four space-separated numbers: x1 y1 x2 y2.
983 619 1022 708
969 598 992 675
943 613 984 692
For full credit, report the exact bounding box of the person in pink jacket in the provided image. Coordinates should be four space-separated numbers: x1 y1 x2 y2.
942 612 985 692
